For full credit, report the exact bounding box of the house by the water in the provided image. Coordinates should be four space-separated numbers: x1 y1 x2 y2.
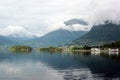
108 48 119 55
91 48 100 55
91 48 100 52
109 48 119 52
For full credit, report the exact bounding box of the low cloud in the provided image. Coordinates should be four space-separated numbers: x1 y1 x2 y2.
87 0 120 25
69 24 90 31
0 25 40 37
46 22 90 33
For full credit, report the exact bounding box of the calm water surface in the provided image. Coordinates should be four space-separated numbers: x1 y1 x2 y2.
0 51 120 80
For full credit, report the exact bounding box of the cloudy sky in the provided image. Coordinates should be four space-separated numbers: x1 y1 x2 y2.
0 0 120 36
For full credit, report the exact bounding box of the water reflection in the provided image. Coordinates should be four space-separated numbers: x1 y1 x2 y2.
91 51 100 56
0 61 63 80
59 68 105 80
109 52 119 56
0 51 119 80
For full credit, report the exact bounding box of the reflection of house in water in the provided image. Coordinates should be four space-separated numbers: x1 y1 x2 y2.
91 48 100 55
108 48 119 55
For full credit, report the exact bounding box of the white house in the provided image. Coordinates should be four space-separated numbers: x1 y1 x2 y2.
91 48 100 55
108 48 119 55
109 48 119 52
91 48 100 52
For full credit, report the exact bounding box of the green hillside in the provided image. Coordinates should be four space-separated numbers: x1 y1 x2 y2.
24 29 87 47
71 22 120 46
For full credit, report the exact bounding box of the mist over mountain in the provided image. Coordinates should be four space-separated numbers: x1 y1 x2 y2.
22 19 89 47
0 19 120 47
0 0 120 37
8 34 37 43
0 25 38 43
71 21 120 46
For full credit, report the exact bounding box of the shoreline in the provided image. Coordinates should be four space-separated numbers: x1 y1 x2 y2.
62 50 120 53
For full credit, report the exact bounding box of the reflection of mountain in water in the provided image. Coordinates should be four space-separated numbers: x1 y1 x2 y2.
59 68 105 80
0 51 120 79
36 52 120 79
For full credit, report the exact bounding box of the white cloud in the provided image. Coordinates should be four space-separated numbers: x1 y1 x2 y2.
0 0 119 35
70 24 90 31
0 25 41 37
87 0 120 25
46 22 90 33
0 61 63 80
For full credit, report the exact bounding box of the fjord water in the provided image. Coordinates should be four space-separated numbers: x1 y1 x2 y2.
0 51 120 80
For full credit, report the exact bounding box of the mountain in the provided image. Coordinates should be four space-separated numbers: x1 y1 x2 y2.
0 35 14 46
23 19 89 47
71 22 120 46
64 19 88 26
8 34 37 43
24 29 87 47
0 25 37 43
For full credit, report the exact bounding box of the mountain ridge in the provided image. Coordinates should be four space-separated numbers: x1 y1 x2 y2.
71 22 120 46
24 29 87 47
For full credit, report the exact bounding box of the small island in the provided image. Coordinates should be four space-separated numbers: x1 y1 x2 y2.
10 46 32 52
